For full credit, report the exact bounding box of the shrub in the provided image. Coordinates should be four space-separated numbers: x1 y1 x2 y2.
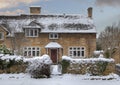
0 45 12 54
26 55 52 78
97 61 108 75
61 59 70 73
28 63 51 78
86 61 108 76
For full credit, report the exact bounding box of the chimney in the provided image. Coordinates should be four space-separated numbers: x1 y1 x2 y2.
30 6 41 15
87 7 92 18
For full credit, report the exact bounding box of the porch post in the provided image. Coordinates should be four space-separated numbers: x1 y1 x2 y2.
46 48 48 54
62 48 63 56
57 48 59 63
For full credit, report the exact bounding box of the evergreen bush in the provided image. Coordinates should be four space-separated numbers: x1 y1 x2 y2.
61 60 70 73
0 45 12 54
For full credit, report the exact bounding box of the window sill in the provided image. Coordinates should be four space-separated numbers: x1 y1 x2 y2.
25 36 38 38
49 38 59 39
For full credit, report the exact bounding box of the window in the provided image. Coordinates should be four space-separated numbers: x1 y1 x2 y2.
25 29 38 37
69 47 85 58
23 47 40 57
49 33 58 39
0 32 4 40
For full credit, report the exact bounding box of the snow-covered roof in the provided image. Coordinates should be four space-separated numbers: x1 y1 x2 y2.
0 14 96 36
45 42 62 48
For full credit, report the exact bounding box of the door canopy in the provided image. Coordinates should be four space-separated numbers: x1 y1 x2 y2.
45 42 62 48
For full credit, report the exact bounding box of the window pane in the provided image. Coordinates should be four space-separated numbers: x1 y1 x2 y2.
74 48 76 50
33 51 35 56
82 47 84 50
78 51 80 56
37 51 39 56
24 51 27 56
24 47 27 50
82 51 84 56
34 29 38 36
28 51 31 56
70 51 72 54
69 48 72 50
37 48 39 50
50 34 53 38
26 29 29 36
77 47 80 50
69 51 72 55
30 29 33 36
73 51 76 56
28 48 31 50
54 34 58 38
32 48 35 50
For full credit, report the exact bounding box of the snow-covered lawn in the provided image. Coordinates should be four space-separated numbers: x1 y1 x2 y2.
0 73 120 85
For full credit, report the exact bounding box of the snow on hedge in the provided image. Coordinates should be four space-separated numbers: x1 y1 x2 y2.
93 50 104 55
62 55 114 64
0 54 52 64
116 64 120 67
0 54 23 62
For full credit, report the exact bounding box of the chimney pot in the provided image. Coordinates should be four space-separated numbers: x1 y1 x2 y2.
30 6 41 15
88 7 92 18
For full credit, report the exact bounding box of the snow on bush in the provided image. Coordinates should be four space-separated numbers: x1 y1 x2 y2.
26 54 52 78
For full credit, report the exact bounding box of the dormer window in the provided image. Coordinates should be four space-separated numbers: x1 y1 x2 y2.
49 33 58 39
25 29 38 37
0 32 4 40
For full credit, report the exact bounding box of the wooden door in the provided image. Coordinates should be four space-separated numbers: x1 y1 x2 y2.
51 49 57 63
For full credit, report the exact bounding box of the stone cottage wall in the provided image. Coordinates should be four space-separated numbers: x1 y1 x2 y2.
4 33 96 59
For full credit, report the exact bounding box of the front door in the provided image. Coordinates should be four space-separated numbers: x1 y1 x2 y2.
51 49 57 63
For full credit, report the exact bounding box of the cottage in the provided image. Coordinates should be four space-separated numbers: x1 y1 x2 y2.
0 7 96 63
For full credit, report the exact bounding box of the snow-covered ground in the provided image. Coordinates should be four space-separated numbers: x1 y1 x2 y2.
0 73 120 85
0 54 119 85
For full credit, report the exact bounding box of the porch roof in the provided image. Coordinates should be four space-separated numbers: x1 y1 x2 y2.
45 42 62 48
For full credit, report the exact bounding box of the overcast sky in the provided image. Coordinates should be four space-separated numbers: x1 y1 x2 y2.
0 0 120 36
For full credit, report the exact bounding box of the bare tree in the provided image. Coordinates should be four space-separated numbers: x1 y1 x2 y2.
1 19 28 55
98 24 120 58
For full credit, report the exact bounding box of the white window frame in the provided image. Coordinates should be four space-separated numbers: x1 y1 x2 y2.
25 29 39 37
49 33 58 39
68 46 85 58
0 32 4 40
23 47 40 57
